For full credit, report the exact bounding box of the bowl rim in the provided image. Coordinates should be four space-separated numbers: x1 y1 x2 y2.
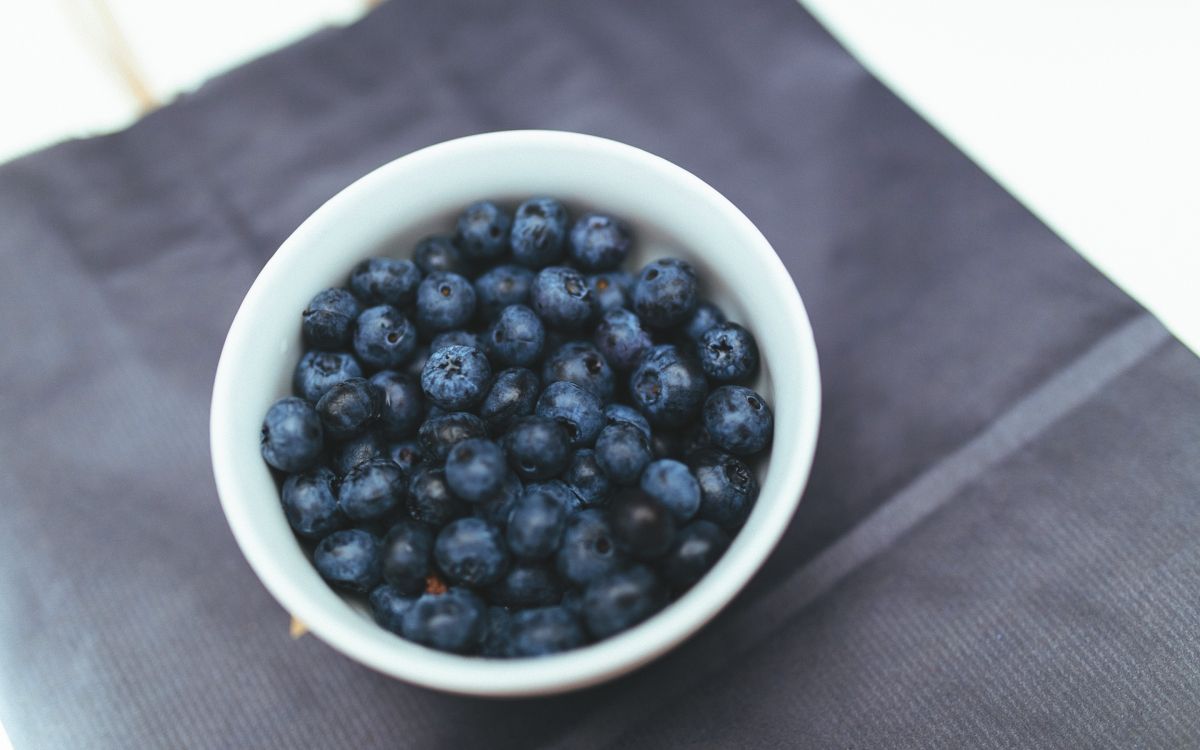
210 129 821 696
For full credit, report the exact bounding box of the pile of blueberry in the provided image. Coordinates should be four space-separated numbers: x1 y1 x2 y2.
259 198 773 658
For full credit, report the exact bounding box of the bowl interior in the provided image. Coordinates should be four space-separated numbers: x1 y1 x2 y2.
211 131 820 696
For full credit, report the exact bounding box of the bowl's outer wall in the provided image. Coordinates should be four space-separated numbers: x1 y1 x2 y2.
211 131 820 695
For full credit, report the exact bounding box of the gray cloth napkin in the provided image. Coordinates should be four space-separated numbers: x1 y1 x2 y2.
2 1 1198 747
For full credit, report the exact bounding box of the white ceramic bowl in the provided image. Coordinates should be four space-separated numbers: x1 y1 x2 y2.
210 130 820 696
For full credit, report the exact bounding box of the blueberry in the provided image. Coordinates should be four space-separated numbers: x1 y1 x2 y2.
435 518 508 586
405 346 430 378
314 529 381 593
315 377 381 440
556 509 623 587
510 197 568 268
479 367 540 435
569 212 631 272
332 430 386 475
565 449 611 507
542 341 615 402
682 301 726 342
639 459 701 522
525 479 581 512
503 416 571 481
418 411 487 462
407 467 468 527
352 305 418 371
560 589 584 619
431 329 484 353
445 437 507 503
603 403 652 440
649 430 685 461
593 308 652 372
339 458 405 521
421 345 491 410
531 266 594 331
698 322 759 383
388 438 426 477
413 235 468 276
280 466 343 538
301 288 361 349
261 397 324 472
634 258 698 329
660 520 729 591
587 271 633 313
543 328 570 358
582 565 664 639
509 607 586 657
681 424 713 457
474 264 535 319
417 272 476 332
474 472 524 528
293 350 363 403
380 520 433 595
702 385 773 456
402 588 486 653
689 448 758 529
349 257 422 307
481 606 514 657
369 584 417 634
647 424 707 463
487 563 564 608
369 370 423 440
455 201 512 263
486 304 545 367
610 488 676 560
536 380 604 448
284 201 766 653
629 345 707 428
506 483 569 559
595 422 652 485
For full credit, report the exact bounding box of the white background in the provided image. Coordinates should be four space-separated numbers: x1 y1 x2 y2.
803 0 1199 354
0 2 1197 746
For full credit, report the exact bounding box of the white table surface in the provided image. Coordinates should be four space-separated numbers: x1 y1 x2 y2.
801 0 1199 354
